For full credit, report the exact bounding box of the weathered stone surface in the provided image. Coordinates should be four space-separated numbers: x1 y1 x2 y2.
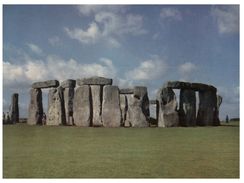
102 86 121 127
126 87 150 127
91 85 103 127
61 79 76 88
120 94 128 126
10 93 19 123
163 81 216 92
32 80 59 89
124 94 133 127
77 76 112 86
196 90 219 126
46 87 65 126
179 89 196 126
157 87 179 127
216 95 223 124
63 87 75 125
150 100 157 105
119 88 134 94
27 89 43 125
73 85 92 126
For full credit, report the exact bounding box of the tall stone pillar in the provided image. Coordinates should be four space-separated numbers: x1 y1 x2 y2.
157 87 179 127
90 85 103 127
27 88 43 125
61 79 76 125
102 85 122 127
46 87 65 125
73 85 92 127
196 90 218 126
179 89 196 126
10 93 19 123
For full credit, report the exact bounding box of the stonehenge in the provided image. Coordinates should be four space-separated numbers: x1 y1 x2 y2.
26 78 222 128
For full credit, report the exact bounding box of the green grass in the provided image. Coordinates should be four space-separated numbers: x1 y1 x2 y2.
3 121 239 178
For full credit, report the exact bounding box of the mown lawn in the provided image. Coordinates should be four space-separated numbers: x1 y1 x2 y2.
3 121 239 178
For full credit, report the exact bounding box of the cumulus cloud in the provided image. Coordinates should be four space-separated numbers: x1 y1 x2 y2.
178 62 197 81
64 22 101 44
160 7 182 21
65 6 146 47
211 5 239 34
26 43 43 55
126 58 168 81
3 55 117 89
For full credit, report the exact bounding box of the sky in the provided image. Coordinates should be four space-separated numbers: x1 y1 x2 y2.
2 5 239 120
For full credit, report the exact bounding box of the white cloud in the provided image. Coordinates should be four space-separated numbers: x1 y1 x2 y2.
178 62 197 81
211 5 239 34
64 22 101 44
3 55 117 90
126 58 168 81
77 5 126 16
160 7 182 21
48 36 62 46
26 43 43 55
65 6 146 47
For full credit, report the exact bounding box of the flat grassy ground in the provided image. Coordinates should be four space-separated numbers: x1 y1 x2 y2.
3 121 239 178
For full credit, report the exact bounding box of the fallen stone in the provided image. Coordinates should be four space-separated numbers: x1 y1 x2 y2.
63 87 75 125
32 80 59 89
119 88 134 94
46 87 65 126
77 76 112 86
179 89 196 126
61 79 76 88
102 85 121 127
91 85 103 127
10 93 19 124
73 85 92 127
157 87 179 127
196 90 219 126
27 89 43 125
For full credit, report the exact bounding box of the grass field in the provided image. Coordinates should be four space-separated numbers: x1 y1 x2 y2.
3 121 239 178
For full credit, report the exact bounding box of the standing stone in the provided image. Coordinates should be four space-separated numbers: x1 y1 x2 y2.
157 87 179 127
127 87 150 127
216 95 222 123
10 93 19 123
63 88 75 125
61 79 76 125
179 89 196 126
102 85 121 127
90 85 103 127
27 88 43 125
196 90 218 126
120 94 128 126
124 94 133 127
73 85 92 126
46 87 65 126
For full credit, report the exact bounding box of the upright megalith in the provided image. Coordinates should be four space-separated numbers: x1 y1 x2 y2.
196 90 218 126
102 85 121 127
73 85 92 127
46 87 65 125
10 93 19 123
216 95 223 123
128 86 150 127
61 79 76 125
27 88 43 125
32 80 59 89
157 87 179 127
179 89 196 126
76 76 112 86
120 94 128 126
90 85 103 127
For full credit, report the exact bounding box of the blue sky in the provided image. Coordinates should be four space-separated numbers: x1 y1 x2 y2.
3 5 239 119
